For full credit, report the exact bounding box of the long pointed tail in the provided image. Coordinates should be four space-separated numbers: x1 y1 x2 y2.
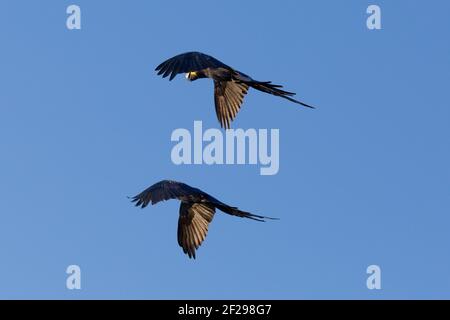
216 204 278 222
249 81 315 109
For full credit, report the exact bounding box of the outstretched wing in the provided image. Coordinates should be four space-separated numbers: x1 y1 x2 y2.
131 180 206 208
155 51 231 81
214 80 249 129
178 202 215 259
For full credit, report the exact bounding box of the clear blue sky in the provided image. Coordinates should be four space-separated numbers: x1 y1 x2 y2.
0 0 449 299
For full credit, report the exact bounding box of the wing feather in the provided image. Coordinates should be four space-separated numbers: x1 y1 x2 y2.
177 202 215 259
155 52 231 81
214 80 249 129
130 180 207 208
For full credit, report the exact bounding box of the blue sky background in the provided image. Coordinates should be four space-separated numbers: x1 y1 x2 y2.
0 0 449 299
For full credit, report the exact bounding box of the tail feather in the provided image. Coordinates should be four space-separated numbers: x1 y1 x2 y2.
249 81 315 109
217 204 278 222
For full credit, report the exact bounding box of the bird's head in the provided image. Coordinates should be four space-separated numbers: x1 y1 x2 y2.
185 71 199 82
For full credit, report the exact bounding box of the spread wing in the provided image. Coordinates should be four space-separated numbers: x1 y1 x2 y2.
178 202 215 259
155 51 231 81
130 180 207 208
214 80 249 129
